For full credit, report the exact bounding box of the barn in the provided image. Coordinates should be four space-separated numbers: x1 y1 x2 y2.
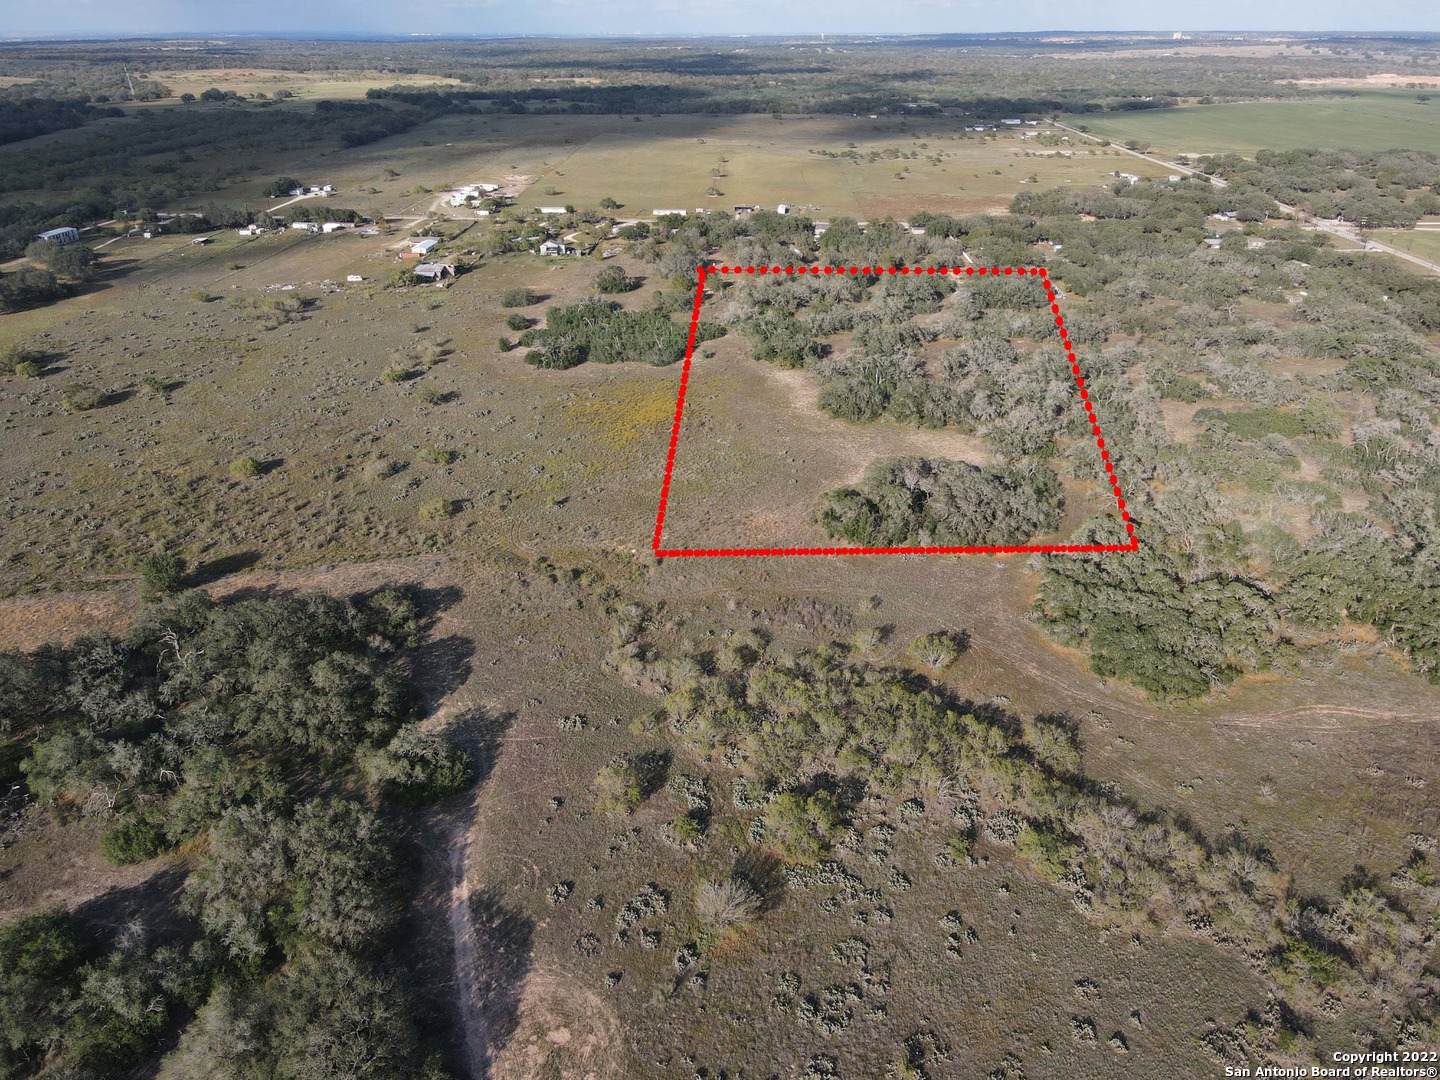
34 227 80 245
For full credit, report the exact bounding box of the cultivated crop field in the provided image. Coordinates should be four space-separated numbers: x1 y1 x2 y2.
1069 89 1440 156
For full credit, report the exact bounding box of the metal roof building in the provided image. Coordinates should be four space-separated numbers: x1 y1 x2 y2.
34 227 80 245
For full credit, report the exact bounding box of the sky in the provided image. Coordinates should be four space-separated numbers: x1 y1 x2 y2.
3 0 1436 38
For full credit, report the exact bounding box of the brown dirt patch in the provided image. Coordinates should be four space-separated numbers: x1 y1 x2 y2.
0 816 178 927
858 193 1010 219
1296 73 1440 88
491 968 625 1080
0 590 137 652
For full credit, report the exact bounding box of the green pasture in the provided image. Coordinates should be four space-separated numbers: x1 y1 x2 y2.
1371 226 1440 264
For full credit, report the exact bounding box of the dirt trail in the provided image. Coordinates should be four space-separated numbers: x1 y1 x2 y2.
445 756 623 1079
989 632 1436 732
448 826 489 1078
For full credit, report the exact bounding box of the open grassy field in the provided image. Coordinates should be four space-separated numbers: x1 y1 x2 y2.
5 107 1169 224
208 112 1167 224
1371 225 1440 263
1068 90 1440 156
146 67 466 100
494 114 1168 220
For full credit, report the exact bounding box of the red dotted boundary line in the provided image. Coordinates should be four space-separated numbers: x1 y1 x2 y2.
651 264 1139 558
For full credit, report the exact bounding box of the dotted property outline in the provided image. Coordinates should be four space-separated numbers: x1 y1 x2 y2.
652 264 1139 557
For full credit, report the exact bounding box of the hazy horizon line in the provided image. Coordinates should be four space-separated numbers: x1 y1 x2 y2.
4 29 1440 44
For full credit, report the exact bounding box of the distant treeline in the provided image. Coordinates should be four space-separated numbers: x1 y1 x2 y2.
0 98 435 240
364 84 1173 118
0 94 123 146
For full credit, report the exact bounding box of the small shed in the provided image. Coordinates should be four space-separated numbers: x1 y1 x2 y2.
413 263 456 281
410 237 441 256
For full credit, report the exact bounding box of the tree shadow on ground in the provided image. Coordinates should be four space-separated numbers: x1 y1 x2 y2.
406 584 465 631
95 388 133 408
69 863 192 950
188 550 263 585
466 887 534 1076
404 633 477 714
445 708 510 793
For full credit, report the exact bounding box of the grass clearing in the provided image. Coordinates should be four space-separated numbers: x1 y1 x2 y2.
560 380 679 455
496 114 1169 219
148 67 465 100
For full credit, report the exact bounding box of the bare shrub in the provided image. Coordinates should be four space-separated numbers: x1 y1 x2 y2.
695 878 761 932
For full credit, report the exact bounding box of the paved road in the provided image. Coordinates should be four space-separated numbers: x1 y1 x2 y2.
1050 120 1440 276
1050 120 1229 187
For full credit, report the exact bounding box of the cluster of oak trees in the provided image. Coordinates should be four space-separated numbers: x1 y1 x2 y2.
1196 147 1440 228
821 457 1062 547
645 172 1440 697
0 589 472 1079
